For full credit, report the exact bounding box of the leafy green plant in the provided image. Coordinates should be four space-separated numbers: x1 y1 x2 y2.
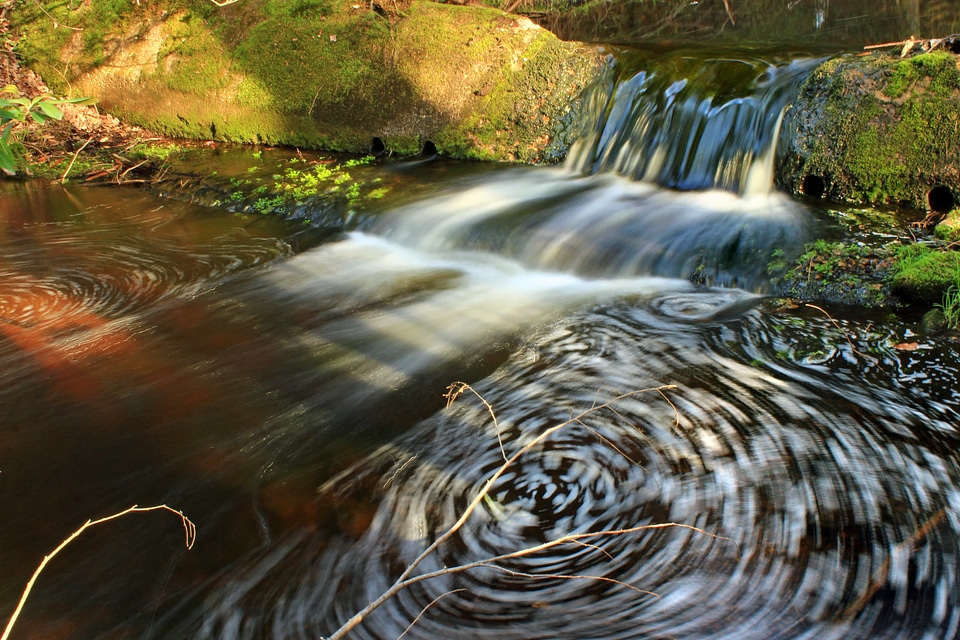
0 85 95 175
252 195 285 213
935 254 960 330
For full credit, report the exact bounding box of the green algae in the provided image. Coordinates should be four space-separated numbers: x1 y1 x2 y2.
776 239 895 307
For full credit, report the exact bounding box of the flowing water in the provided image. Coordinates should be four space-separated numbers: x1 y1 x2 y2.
2 47 960 640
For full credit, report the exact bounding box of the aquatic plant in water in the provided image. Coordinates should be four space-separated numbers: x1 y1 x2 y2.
936 253 960 329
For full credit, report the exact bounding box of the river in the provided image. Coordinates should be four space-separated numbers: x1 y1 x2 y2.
2 41 960 640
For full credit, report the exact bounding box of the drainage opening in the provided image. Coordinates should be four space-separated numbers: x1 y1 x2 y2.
370 137 386 156
421 140 438 157
927 185 954 213
801 174 825 198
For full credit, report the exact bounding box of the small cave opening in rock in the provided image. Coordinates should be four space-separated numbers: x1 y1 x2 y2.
928 185 955 213
801 174 825 198
421 141 438 157
370 137 386 156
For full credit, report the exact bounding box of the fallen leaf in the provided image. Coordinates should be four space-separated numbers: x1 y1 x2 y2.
894 342 920 351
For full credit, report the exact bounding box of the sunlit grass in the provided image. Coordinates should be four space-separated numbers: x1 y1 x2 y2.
936 253 960 329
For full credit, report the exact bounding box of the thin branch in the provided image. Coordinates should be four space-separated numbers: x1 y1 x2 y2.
445 382 506 461
477 562 662 602
119 159 149 182
396 589 465 640
59 136 91 183
1 505 196 640
839 508 945 620
576 419 646 468
382 453 419 490
721 0 736 25
803 303 867 360
657 387 681 432
324 386 701 640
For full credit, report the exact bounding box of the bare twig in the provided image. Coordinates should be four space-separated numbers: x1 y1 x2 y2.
323 385 733 640
864 38 914 50
721 0 736 26
119 159 149 182
804 303 867 359
59 136 91 182
1 505 196 640
839 508 945 620
396 589 465 640
445 382 506 461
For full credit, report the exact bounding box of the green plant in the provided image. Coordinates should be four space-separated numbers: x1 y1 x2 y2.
0 85 95 175
935 254 960 329
129 142 184 162
253 195 285 213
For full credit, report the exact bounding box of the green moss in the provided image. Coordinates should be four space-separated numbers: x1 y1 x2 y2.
12 0 153 91
129 141 185 161
226 6 391 118
13 0 595 161
935 211 960 241
777 239 895 306
891 244 960 303
884 52 960 99
790 53 960 208
159 14 231 94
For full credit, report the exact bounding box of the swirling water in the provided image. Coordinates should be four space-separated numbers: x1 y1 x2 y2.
2 53 960 640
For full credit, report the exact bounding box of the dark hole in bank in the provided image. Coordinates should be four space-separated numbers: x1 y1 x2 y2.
928 185 954 213
370 137 386 156
801 174 825 198
421 141 438 157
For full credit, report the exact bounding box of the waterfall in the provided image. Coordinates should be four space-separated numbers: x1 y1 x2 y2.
565 50 822 197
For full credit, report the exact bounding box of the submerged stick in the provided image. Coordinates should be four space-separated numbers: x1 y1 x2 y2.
1 504 196 640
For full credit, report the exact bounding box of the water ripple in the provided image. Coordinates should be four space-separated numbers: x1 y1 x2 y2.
177 296 960 640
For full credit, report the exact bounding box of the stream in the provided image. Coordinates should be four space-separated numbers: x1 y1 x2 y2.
2 42 960 640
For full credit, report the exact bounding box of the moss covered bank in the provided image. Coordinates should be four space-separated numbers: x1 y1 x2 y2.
11 0 600 162
779 50 960 213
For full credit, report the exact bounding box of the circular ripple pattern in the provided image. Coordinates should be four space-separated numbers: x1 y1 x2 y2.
181 295 960 640
0 221 289 335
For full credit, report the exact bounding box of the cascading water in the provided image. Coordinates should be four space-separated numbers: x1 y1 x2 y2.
565 52 820 196
368 50 820 291
4 47 960 640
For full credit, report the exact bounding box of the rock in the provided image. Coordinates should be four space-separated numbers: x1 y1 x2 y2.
11 0 601 163
778 51 960 211
921 307 948 334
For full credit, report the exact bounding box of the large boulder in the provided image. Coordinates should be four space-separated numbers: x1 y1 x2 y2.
778 49 960 212
12 0 600 162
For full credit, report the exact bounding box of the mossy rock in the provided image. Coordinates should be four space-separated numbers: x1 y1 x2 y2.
774 239 896 307
934 209 960 241
890 244 960 303
11 0 600 162
778 51 960 210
